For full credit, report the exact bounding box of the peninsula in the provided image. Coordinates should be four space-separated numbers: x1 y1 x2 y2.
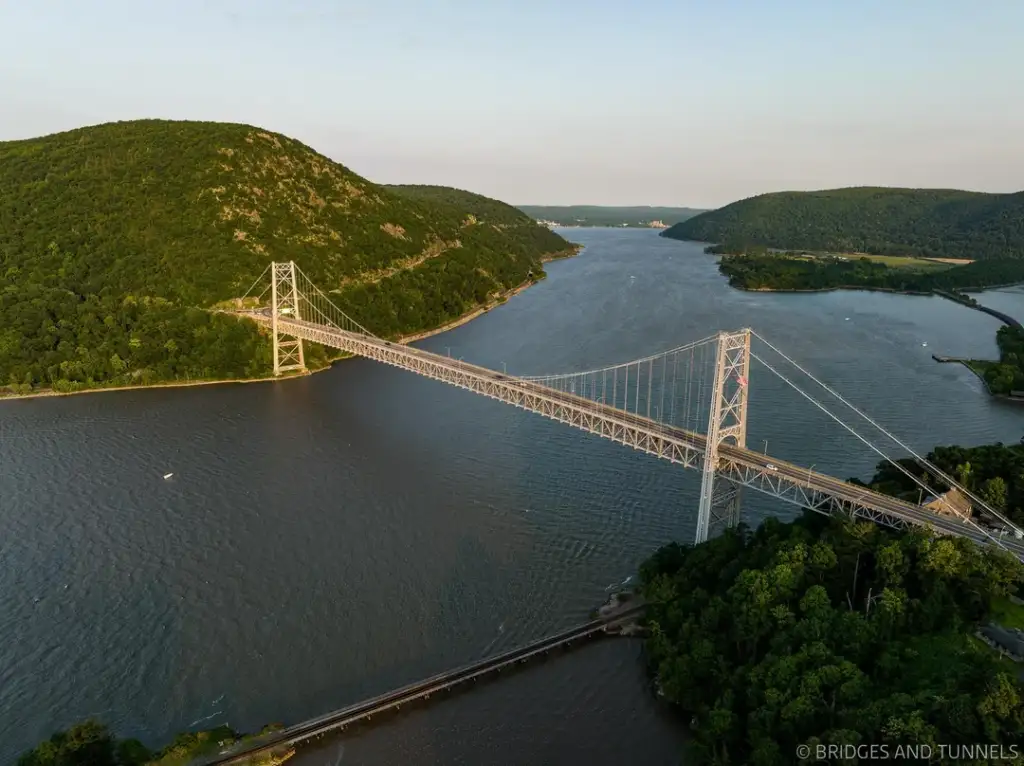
661 186 1024 261
0 121 577 399
658 186 1024 398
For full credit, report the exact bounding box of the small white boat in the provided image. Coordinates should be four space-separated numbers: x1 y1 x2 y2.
845 317 850 321
921 342 928 347
163 473 174 480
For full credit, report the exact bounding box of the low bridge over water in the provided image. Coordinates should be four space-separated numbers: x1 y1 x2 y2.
196 603 644 764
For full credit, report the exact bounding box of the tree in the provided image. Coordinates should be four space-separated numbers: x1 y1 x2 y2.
640 509 1024 765
17 721 116 766
982 476 1009 511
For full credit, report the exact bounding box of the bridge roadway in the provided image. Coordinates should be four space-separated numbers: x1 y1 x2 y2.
244 313 1024 558
196 605 644 764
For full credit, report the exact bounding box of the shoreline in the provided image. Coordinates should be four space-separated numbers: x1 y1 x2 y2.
731 279 1024 404
746 284 932 297
395 244 581 343
395 279 537 344
0 370 315 402
740 283 1020 327
933 356 1024 404
0 245 583 404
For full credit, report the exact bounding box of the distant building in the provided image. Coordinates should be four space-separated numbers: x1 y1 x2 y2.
922 487 972 518
648 220 668 229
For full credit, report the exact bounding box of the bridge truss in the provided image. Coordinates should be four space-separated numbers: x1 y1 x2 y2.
234 261 1024 555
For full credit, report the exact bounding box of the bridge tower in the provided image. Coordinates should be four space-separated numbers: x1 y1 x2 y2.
695 328 751 545
270 260 306 376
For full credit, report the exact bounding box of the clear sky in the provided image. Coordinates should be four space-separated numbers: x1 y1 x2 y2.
2 0 1022 208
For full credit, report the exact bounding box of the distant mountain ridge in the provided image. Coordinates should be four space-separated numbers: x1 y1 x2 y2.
518 205 705 228
662 187 1024 260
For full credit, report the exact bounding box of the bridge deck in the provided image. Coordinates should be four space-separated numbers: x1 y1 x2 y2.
239 312 1023 557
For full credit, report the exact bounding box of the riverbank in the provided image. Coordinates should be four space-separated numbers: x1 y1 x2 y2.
14 720 296 766
743 283 1021 327
396 245 580 343
0 246 583 404
933 355 1024 403
733 278 1024 403
0 370 315 403
748 284 932 296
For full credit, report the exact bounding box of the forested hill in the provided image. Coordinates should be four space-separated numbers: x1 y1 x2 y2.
0 120 572 395
387 185 543 225
662 187 1024 260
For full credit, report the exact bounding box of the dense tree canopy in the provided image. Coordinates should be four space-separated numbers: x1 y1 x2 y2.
16 720 290 765
856 441 1024 527
715 252 1024 294
0 121 573 395
969 327 1024 396
16 720 149 766
641 512 1024 765
663 187 1024 261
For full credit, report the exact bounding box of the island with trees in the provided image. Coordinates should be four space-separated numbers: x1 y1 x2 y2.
640 438 1024 763
0 120 577 398
661 186 1024 261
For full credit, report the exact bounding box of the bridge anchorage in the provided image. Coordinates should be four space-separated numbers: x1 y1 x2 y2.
236 260 1024 556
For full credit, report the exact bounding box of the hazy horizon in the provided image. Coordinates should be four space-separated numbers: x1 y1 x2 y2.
3 0 1022 208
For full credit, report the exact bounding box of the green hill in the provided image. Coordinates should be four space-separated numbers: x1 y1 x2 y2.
518 205 705 228
662 187 1024 260
0 120 573 395
388 185 545 224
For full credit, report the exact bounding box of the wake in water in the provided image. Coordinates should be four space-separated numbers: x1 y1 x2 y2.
187 693 227 728
187 709 224 728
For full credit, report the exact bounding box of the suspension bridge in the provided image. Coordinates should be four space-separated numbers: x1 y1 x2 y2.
235 261 1024 554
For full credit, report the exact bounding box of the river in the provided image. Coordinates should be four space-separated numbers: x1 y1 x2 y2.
2 228 1024 764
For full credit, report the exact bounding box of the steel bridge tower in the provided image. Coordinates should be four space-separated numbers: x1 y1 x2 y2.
695 329 751 544
270 260 306 376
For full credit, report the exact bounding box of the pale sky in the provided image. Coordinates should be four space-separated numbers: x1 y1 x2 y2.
2 0 1022 208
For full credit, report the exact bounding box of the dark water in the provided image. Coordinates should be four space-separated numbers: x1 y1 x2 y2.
3 228 1024 764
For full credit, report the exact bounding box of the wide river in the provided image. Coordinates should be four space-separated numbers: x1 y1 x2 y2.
3 228 1024 764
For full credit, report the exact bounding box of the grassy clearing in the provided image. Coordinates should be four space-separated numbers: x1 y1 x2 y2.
770 251 960 271
991 595 1024 630
923 257 975 265
834 253 957 270
968 634 1020 673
